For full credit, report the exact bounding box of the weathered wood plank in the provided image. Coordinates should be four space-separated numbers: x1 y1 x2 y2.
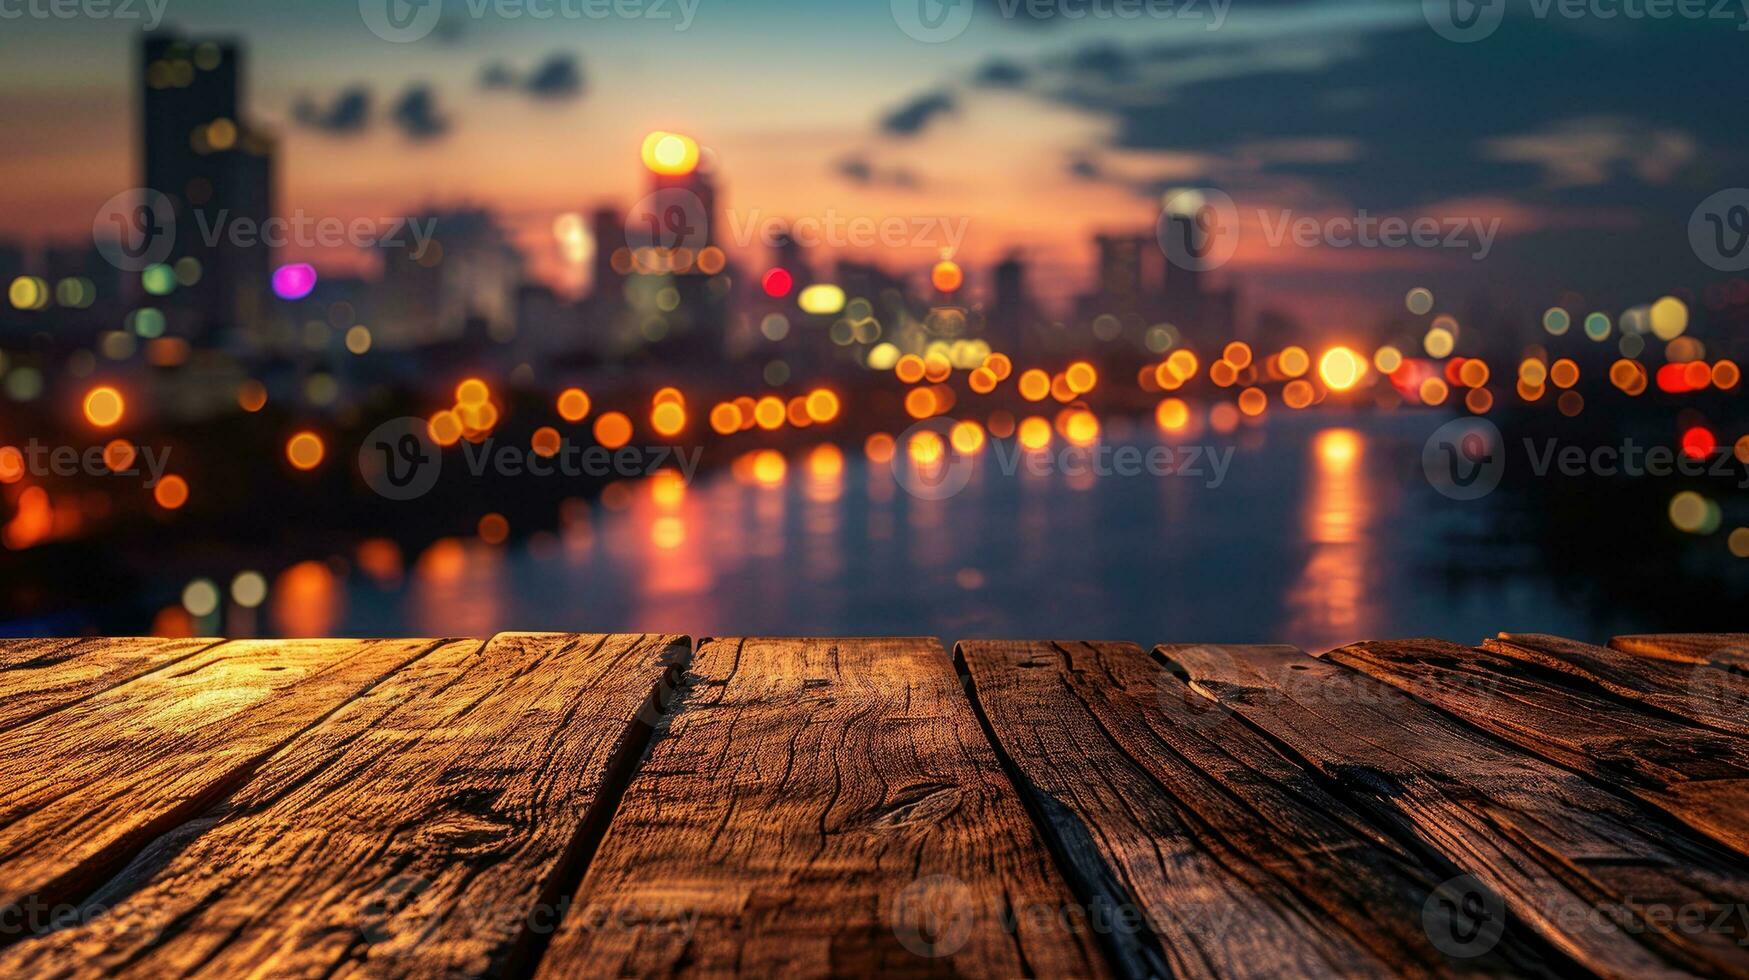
1487 633 1749 737
0 638 90 670
1329 638 1749 860
533 637 1112 979
0 633 685 979
958 640 1549 979
0 638 442 926
0 638 225 733
1163 642 1749 980
1611 634 1749 668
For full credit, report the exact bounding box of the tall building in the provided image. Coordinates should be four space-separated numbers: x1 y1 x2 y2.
140 31 276 342
1095 234 1149 312
990 252 1031 355
589 205 626 302
373 209 524 351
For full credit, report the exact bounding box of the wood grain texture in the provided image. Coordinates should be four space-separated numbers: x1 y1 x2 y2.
534 637 1111 979
1329 638 1749 860
1162 642 1749 980
958 640 1549 979
0 638 90 670
1488 633 1749 737
1611 634 1749 668
0 632 686 980
0 638 224 733
0 637 441 927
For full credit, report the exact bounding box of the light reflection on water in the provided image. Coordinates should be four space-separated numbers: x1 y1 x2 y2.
332 412 1608 650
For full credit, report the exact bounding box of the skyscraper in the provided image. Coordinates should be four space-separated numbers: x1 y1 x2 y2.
140 31 275 342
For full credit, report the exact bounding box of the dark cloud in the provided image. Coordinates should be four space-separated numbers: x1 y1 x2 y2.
879 91 956 137
479 53 586 101
1067 42 1131 81
391 85 449 141
1067 156 1101 181
835 155 920 189
973 58 1029 88
293 87 370 135
525 54 585 100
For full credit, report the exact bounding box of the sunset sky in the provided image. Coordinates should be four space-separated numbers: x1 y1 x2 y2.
2 0 1743 326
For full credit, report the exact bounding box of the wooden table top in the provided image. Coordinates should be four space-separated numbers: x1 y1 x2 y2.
1 631 1746 978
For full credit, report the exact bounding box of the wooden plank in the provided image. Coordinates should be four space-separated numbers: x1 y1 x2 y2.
0 632 686 979
1487 633 1749 737
533 637 1112 978
1163 642 1749 980
1329 638 1749 860
0 637 89 670
958 640 1549 979
0 637 442 925
1611 634 1749 668
0 637 224 733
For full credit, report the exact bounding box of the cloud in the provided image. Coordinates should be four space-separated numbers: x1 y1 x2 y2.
293 87 370 135
1482 117 1696 189
479 53 586 102
835 155 920 189
973 58 1029 88
391 85 449 141
879 91 956 137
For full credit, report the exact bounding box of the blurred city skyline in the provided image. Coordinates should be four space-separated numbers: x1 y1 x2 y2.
4 0 1745 326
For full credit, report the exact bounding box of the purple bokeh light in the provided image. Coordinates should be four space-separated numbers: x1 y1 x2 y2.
271 263 318 300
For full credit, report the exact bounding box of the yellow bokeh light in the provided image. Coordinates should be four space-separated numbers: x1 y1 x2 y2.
641 131 700 176
651 402 687 438
1155 398 1190 431
1279 346 1309 378
1318 348 1365 391
456 378 490 407
1017 369 1051 402
1650 296 1688 341
805 388 840 423
1017 416 1052 450
797 284 847 316
83 385 125 427
753 396 786 430
1064 361 1097 394
950 420 985 454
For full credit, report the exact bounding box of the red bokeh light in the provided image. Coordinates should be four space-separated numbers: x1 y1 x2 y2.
1681 426 1716 460
762 267 793 298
